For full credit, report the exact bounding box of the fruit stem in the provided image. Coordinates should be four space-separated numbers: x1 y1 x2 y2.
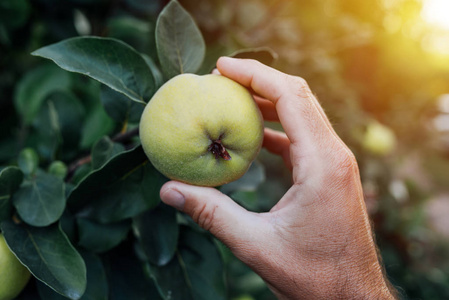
208 139 231 161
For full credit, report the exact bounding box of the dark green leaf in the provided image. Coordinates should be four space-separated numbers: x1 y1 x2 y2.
68 146 163 223
33 100 62 160
106 16 153 55
37 281 71 300
151 226 226 300
18 148 39 176
228 47 279 66
79 251 108 300
156 0 206 78
80 100 115 149
13 171 65 227
220 161 265 195
60 209 76 244
149 253 194 300
77 218 130 253
1 221 87 300
179 227 226 300
77 162 163 223
230 190 258 211
0 167 24 222
125 0 161 14
32 37 155 104
34 91 85 160
91 136 125 170
0 138 19 162
0 0 31 29
142 54 164 89
132 203 179 266
14 64 71 125
100 85 145 124
70 163 92 186
104 242 162 300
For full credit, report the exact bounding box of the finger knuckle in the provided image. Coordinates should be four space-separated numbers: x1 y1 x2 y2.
286 75 310 96
329 146 359 182
192 201 217 232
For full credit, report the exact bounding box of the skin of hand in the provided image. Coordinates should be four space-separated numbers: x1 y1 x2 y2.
160 57 396 299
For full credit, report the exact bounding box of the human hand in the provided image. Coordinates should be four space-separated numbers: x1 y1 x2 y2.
160 57 396 299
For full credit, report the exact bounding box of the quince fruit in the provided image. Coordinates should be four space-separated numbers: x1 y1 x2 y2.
139 74 263 186
0 234 31 300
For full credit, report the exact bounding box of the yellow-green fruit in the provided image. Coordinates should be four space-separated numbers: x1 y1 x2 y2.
139 74 264 186
0 234 31 300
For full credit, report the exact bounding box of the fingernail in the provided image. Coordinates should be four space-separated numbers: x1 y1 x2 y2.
161 189 185 211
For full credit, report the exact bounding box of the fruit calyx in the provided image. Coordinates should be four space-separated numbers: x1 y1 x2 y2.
208 139 231 161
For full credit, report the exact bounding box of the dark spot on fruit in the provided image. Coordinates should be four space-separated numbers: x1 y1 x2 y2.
208 139 231 160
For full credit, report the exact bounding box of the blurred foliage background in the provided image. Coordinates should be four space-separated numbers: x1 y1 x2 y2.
1 0 449 299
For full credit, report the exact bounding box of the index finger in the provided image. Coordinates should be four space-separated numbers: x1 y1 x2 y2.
217 57 336 150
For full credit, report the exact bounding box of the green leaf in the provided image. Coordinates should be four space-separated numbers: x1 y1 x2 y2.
125 0 161 14
149 253 194 300
68 146 164 223
220 160 265 195
231 190 258 211
107 16 153 55
14 64 71 125
60 209 77 244
37 280 71 300
79 251 108 300
0 0 31 29
18 148 39 176
151 226 226 300
33 100 62 161
32 37 155 104
100 85 144 124
0 167 24 222
80 99 115 150
91 136 125 170
229 47 279 66
13 171 65 227
178 227 226 300
132 203 179 266
104 242 162 300
71 163 92 186
33 91 85 160
1 221 87 300
77 218 130 253
141 54 164 89
156 0 206 79
38 250 109 300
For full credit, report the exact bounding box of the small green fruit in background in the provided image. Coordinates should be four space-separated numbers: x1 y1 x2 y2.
48 160 68 179
362 121 396 155
139 73 264 187
17 148 39 176
0 234 31 300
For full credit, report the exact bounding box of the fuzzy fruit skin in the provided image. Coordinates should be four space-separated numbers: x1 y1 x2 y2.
139 73 264 187
0 234 31 300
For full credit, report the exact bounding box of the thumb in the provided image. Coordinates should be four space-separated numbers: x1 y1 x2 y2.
160 181 264 250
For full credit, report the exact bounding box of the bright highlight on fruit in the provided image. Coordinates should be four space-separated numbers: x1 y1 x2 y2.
139 73 264 187
0 234 31 300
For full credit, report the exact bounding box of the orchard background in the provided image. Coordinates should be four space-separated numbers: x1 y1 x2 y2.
1 0 449 299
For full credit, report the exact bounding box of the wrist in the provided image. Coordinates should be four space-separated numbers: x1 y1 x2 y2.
269 252 396 299
325 258 396 299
